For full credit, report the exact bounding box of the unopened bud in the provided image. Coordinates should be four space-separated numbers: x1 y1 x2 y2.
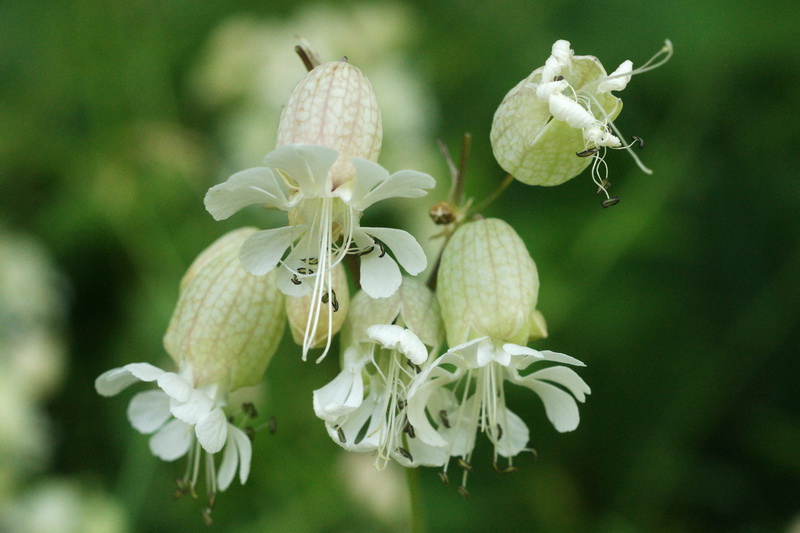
276 60 382 186
437 218 539 346
163 228 285 391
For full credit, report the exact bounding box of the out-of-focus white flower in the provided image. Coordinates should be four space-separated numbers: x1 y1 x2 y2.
95 362 251 493
95 229 284 517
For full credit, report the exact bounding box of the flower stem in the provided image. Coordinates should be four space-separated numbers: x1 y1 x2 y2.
471 173 514 216
406 467 427 533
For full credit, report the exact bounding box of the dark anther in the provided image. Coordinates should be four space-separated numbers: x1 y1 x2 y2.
246 426 255 441
207 492 217 512
407 360 421 373
456 458 474 472
530 448 539 460
457 485 470 500
502 466 519 475
354 245 374 257
404 420 416 439
242 402 257 418
397 446 413 462
492 461 501 473
331 290 339 312
321 292 329 304
291 275 302 285
496 423 503 441
297 267 310 275
576 147 600 157
227 415 234 423
438 471 450 485
335 425 346 443
267 416 277 435
294 45 315 72
439 409 451 428
396 400 406 411
631 135 644 149
377 241 386 258
554 75 564 81
595 178 611 195
173 478 188 500
301 257 319 265
601 196 621 208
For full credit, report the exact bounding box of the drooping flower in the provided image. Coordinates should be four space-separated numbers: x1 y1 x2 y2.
95 228 284 519
204 59 435 360
407 218 590 494
491 39 672 202
313 278 447 468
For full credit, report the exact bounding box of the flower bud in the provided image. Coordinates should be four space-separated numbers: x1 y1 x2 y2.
276 60 382 186
285 262 350 349
437 218 539 346
163 228 285 391
342 276 443 349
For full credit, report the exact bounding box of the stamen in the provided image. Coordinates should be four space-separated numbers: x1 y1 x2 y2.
242 402 257 418
407 360 421 373
576 147 599 157
268 416 277 435
457 486 470 500
439 409 451 428
354 245 374 257
403 419 416 439
602 196 621 208
595 178 611 195
397 446 413 462
245 427 255 441
631 135 644 149
290 275 302 286
334 424 346 443
456 457 474 472
439 471 450 485
201 508 215 527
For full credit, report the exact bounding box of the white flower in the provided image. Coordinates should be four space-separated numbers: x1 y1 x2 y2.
95 362 252 495
491 39 673 198
314 325 448 469
204 143 434 359
406 337 590 489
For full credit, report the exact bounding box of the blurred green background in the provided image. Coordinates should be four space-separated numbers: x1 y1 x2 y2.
1 0 799 531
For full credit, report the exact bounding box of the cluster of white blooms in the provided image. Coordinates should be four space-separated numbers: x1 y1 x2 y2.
97 38 668 517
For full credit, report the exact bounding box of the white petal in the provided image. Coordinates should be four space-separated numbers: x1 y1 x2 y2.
95 368 140 397
494 407 529 458
597 60 633 93
519 378 581 432
313 366 365 421
359 245 401 299
156 372 194 402
204 167 291 221
195 407 228 454
399 435 449 468
367 324 428 365
549 93 596 129
216 432 238 492
217 424 252 491
263 144 338 195
95 363 166 396
169 390 213 425
476 339 497 367
351 159 435 211
231 424 252 485
536 349 586 367
127 390 171 434
239 226 297 276
529 366 591 402
361 227 427 275
149 419 193 461
326 391 383 452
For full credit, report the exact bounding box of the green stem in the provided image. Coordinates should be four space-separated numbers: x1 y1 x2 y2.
406 467 427 533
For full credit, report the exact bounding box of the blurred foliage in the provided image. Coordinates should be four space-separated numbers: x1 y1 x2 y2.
1 0 799 532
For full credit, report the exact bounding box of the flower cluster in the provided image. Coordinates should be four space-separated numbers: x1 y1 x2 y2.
97 39 668 518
